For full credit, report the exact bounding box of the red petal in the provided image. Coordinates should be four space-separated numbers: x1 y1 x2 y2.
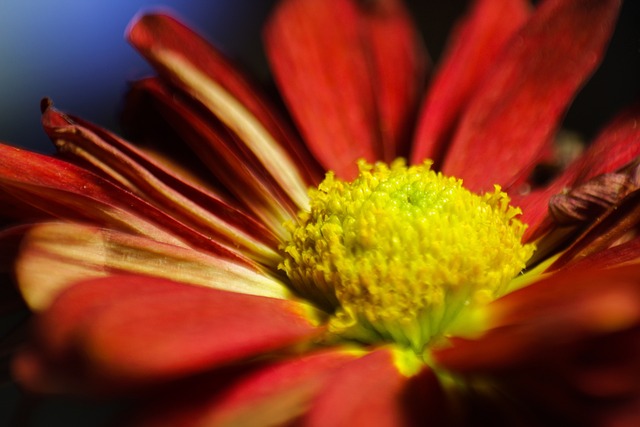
0 185 48 222
411 0 530 167
360 0 428 160
16 222 288 312
129 350 357 427
304 348 447 427
124 78 300 239
42 102 280 264
442 0 621 191
435 264 640 425
550 102 640 185
434 264 640 373
15 275 322 392
265 0 426 178
516 102 640 241
560 235 640 273
0 144 175 244
127 13 314 211
0 225 28 314
0 224 29 272
0 143 253 264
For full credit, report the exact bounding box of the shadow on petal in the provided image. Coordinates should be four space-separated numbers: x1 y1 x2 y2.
13 275 323 395
434 264 640 426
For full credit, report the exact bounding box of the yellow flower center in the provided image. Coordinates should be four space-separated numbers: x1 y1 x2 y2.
280 160 534 352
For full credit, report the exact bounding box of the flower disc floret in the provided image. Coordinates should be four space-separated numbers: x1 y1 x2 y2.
281 160 534 352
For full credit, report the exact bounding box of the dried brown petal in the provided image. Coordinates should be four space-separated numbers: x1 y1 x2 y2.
550 159 640 225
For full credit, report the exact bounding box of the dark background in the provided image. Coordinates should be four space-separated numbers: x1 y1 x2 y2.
0 0 639 425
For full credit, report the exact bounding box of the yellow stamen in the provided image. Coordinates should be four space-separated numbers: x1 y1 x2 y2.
280 160 534 353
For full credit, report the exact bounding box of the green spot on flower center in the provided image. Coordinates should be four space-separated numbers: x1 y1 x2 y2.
280 160 534 353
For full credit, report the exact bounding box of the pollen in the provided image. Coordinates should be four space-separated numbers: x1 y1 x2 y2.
280 160 534 353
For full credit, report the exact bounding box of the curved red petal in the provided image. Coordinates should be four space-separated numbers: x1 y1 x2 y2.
304 348 447 427
124 78 300 240
362 0 428 161
265 0 426 178
128 349 357 427
16 222 289 312
443 0 621 191
42 102 280 264
516 102 640 241
0 142 254 266
17 275 322 391
435 264 640 372
560 235 640 273
0 144 176 244
412 0 530 167
127 13 314 212
434 264 640 425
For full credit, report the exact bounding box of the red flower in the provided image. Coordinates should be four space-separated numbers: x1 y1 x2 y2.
1 0 639 426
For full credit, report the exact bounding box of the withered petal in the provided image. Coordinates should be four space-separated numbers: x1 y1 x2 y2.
549 189 640 271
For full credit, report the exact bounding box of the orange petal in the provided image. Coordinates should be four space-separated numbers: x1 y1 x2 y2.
265 0 426 178
412 0 530 167
15 275 322 392
129 349 357 427
127 13 313 212
443 0 621 191
42 101 280 265
16 222 288 312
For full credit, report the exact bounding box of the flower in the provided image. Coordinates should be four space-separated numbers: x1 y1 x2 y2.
1 0 640 425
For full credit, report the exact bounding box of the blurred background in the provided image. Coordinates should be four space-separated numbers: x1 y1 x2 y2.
0 0 639 425
1 0 639 153
0 0 279 152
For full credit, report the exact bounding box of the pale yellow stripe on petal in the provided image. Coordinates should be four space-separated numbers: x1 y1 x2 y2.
157 51 310 212
17 222 291 311
4 182 190 250
56 140 280 266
